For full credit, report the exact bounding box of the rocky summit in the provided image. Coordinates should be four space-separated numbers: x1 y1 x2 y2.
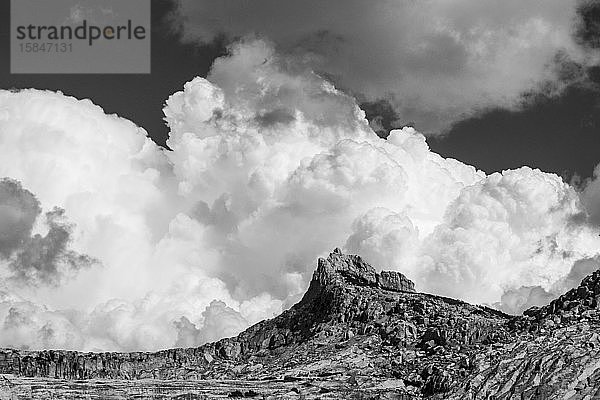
1 249 599 399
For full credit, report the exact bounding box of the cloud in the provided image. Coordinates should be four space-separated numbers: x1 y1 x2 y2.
0 88 177 305
1 39 600 351
163 38 600 313
10 207 97 286
0 297 86 350
167 0 599 133
0 178 40 257
416 167 600 304
0 179 95 286
174 300 251 347
496 257 599 315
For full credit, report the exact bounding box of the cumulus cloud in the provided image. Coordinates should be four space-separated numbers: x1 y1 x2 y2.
0 297 85 350
418 167 600 304
174 300 249 347
1 39 600 351
167 0 599 133
497 257 599 315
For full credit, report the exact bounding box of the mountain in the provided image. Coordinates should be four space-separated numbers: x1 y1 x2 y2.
0 249 599 399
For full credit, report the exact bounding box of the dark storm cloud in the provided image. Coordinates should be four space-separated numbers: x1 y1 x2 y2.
430 2 600 179
0 179 96 286
10 208 97 286
169 0 593 133
576 0 600 50
0 179 41 257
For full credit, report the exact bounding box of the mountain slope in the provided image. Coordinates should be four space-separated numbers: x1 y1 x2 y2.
1 249 599 399
446 269 600 399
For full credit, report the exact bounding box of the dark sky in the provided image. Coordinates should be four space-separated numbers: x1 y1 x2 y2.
1 0 599 179
428 77 600 182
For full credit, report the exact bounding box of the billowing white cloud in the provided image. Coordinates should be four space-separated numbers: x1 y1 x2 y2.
418 167 600 304
168 0 599 132
0 39 599 351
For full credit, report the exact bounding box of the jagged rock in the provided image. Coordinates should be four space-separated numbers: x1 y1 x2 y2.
0 249 599 399
313 247 379 287
378 270 415 292
314 247 415 294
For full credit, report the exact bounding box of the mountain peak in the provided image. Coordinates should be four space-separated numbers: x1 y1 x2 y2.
312 248 415 293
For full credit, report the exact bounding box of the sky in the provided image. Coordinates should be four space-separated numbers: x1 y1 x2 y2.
1 0 600 352
0 0 598 178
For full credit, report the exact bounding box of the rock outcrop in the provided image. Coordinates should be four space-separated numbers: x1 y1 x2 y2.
0 249 599 399
312 247 415 293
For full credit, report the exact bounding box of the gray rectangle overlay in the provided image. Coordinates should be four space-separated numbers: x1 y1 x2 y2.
11 0 151 74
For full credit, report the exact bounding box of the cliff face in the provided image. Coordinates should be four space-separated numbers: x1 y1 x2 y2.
1 249 599 399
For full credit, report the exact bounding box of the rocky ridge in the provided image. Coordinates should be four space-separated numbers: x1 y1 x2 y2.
1 249 599 399
448 269 600 399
